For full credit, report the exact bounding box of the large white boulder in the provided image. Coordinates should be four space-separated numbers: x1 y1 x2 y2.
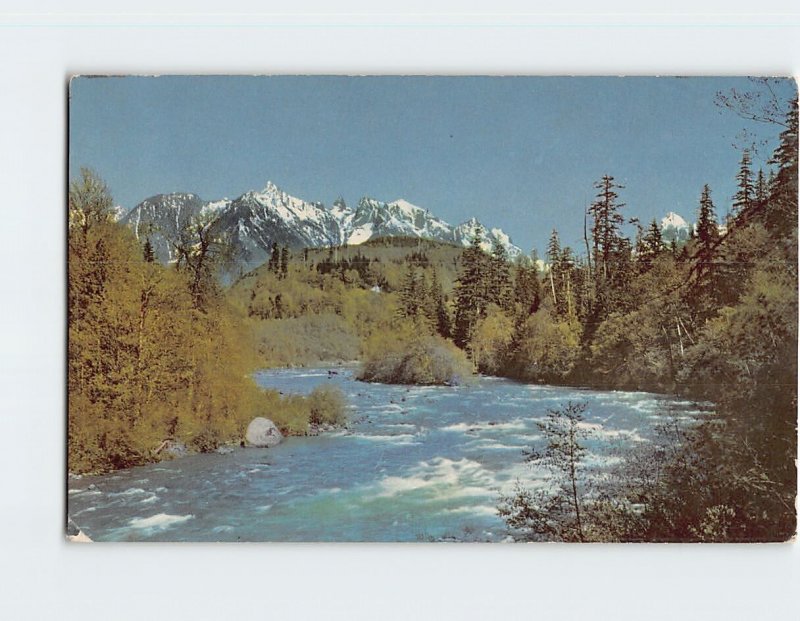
245 417 283 448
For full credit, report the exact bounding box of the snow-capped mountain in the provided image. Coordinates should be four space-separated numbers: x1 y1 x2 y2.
660 211 692 242
347 197 455 246
120 193 211 262
452 217 522 258
212 182 344 271
661 211 692 242
122 181 523 274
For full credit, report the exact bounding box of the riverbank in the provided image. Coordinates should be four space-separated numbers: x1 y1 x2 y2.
67 367 710 542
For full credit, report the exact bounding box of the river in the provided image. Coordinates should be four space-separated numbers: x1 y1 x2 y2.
67 367 710 542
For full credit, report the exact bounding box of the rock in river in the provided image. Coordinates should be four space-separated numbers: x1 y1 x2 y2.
245 417 283 448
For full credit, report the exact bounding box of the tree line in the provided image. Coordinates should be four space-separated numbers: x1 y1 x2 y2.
68 171 345 473
492 95 797 542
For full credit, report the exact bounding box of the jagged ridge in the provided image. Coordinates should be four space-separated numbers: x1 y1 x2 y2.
120 181 525 273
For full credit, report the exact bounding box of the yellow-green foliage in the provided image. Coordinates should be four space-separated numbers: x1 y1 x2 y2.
359 321 473 385
229 238 460 366
252 314 360 367
508 306 582 381
307 384 348 426
265 385 347 434
471 305 515 375
678 263 798 399
67 170 350 473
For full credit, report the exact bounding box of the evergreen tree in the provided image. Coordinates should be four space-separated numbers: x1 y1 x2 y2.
398 264 422 321
696 184 720 247
546 229 561 309
690 184 722 320
589 175 626 281
644 219 663 254
769 96 798 182
453 225 490 349
755 168 768 205
428 268 451 338
637 219 664 272
767 97 799 230
558 246 576 317
488 238 513 311
280 246 289 280
587 175 630 317
513 259 541 318
143 238 155 263
732 148 754 215
268 242 280 273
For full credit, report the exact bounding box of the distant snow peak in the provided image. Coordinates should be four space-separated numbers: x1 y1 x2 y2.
661 211 689 230
660 211 692 243
262 180 281 194
453 218 521 259
388 198 423 214
122 181 525 272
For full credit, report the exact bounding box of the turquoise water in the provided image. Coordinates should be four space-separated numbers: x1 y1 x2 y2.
67 368 709 542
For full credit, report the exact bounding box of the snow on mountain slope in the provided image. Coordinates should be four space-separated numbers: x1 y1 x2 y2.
212 181 344 273
661 211 689 231
660 211 692 242
120 181 525 273
120 193 208 262
452 217 523 259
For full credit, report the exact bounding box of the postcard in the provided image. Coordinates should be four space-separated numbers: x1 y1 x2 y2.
67 76 797 542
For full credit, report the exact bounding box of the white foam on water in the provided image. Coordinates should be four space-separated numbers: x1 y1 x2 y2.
374 457 498 501
68 488 102 497
582 452 624 468
576 422 648 443
109 487 149 497
475 440 520 451
128 513 194 530
468 440 521 451
351 433 419 445
212 525 234 533
441 420 527 433
280 371 329 379
440 504 499 518
256 504 273 512
139 495 159 504
515 433 543 443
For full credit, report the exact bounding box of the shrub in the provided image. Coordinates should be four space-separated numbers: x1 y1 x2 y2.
506 311 581 382
187 427 222 453
308 384 347 426
265 385 348 435
359 328 473 385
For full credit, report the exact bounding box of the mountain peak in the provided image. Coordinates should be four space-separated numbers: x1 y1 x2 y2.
260 180 282 195
661 211 689 230
661 211 692 243
122 180 525 270
388 198 424 213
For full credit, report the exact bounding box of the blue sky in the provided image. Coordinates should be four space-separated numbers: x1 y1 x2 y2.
69 76 796 254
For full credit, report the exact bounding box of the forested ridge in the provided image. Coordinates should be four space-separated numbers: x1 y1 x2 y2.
68 93 796 541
